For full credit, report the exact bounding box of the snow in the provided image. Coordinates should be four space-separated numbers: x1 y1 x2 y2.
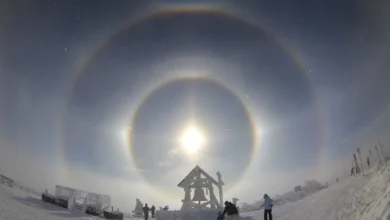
0 184 142 220
242 163 390 220
1 163 390 220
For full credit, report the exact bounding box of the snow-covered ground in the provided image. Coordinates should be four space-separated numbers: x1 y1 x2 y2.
242 163 390 220
0 183 142 220
1 163 390 220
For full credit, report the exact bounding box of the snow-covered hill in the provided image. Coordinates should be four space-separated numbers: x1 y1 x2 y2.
242 163 390 220
1 163 390 220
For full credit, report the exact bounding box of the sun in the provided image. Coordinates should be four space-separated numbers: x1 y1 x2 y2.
180 127 205 154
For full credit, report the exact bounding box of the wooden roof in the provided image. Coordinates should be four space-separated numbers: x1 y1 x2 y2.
177 165 224 188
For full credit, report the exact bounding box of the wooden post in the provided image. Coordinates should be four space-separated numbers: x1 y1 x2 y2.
369 149 372 162
375 145 382 166
378 141 385 157
217 171 223 209
357 148 364 176
353 154 360 173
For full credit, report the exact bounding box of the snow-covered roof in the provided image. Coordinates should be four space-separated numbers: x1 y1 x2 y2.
177 165 224 188
55 185 110 197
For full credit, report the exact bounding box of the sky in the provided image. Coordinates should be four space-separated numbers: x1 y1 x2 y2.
0 0 390 212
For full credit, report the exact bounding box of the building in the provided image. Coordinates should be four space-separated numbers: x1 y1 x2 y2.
55 185 111 214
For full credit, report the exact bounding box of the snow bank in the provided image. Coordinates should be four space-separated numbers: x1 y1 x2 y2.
240 179 325 212
2 162 390 220
241 163 390 220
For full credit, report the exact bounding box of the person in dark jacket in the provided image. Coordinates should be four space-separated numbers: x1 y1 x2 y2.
150 205 156 218
143 204 150 220
222 201 238 220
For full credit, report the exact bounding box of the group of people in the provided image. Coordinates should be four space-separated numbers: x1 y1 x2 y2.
142 204 156 220
141 194 274 220
218 194 273 220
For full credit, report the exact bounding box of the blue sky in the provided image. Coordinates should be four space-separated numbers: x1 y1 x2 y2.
0 0 389 211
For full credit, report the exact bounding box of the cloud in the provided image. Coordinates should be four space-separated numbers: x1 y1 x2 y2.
168 148 179 157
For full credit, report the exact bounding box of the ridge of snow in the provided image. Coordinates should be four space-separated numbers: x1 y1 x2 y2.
242 163 390 220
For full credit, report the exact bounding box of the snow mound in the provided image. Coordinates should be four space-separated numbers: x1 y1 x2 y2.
241 164 390 220
1 164 390 220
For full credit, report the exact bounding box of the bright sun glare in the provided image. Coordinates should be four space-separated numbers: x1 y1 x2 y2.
180 127 205 154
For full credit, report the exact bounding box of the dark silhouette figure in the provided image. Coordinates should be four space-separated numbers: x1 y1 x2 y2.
222 201 239 219
143 204 150 220
150 205 156 218
367 157 371 168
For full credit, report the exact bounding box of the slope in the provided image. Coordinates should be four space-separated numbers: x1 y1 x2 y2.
1 164 390 220
242 164 390 220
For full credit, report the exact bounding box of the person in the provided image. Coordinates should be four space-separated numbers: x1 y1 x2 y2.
217 211 225 220
143 204 150 220
222 201 238 220
263 194 273 220
150 205 156 218
367 157 371 168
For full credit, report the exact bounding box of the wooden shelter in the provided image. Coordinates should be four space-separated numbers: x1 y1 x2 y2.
177 165 224 210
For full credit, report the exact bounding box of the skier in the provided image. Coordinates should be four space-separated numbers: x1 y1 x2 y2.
143 204 150 220
263 194 273 220
367 157 371 168
150 205 156 218
222 201 239 220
